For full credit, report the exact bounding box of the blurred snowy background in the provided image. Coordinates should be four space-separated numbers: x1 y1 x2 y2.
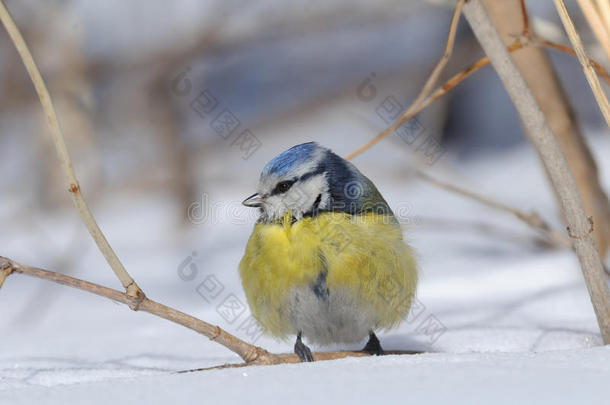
1 0 610 403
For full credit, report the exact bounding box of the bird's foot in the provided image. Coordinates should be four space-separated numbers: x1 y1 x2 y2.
362 331 384 356
294 332 314 362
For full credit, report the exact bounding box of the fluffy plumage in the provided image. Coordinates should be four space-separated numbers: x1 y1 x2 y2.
239 142 417 352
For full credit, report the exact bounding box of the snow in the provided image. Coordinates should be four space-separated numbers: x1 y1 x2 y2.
3 348 610 405
2 101 610 403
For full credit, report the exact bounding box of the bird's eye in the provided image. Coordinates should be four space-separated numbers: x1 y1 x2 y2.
274 180 295 194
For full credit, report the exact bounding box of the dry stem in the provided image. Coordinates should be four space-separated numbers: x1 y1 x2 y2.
347 36 610 161
0 256 401 366
485 0 610 257
344 0 465 161
576 0 610 61
519 0 529 36
415 171 570 249
533 38 610 85
345 32 610 162
0 256 274 363
596 0 610 37
0 0 144 301
555 0 610 129
463 0 610 344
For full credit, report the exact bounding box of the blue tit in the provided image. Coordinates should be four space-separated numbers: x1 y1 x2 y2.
239 142 417 361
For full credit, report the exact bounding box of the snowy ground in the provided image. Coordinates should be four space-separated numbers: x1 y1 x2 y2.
1 106 610 403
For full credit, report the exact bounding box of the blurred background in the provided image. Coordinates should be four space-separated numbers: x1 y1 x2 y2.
1 0 610 387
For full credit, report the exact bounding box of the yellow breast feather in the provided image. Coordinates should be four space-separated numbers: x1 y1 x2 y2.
238 212 418 339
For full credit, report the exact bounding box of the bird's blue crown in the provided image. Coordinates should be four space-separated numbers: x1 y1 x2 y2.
261 142 322 178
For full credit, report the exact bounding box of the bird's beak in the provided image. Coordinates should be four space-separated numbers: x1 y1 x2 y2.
242 193 263 208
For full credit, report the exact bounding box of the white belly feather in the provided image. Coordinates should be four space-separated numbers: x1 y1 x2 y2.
289 285 378 346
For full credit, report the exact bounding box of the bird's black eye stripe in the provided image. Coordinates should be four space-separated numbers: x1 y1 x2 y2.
272 180 295 194
312 194 321 211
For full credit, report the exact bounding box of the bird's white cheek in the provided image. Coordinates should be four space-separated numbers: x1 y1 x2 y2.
284 189 311 210
262 196 286 221
294 176 328 211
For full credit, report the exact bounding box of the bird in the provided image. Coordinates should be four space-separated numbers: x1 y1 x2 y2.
238 142 417 362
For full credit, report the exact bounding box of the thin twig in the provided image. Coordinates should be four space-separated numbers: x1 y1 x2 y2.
0 0 144 301
0 256 418 367
519 0 529 36
346 0 610 162
596 0 610 37
0 265 13 289
576 0 610 61
427 40 524 104
0 256 270 364
177 349 421 373
533 38 610 85
554 0 610 129
345 37 610 163
415 171 571 249
344 0 465 161
423 37 610 115
463 0 610 344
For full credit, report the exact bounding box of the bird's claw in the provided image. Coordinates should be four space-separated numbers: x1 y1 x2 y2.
294 333 314 362
362 332 384 356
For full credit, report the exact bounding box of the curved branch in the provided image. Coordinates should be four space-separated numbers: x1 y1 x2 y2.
345 0 610 163
0 256 275 365
415 171 571 249
576 0 610 61
554 0 610 129
532 38 610 85
0 257 417 367
344 0 466 161
0 0 144 300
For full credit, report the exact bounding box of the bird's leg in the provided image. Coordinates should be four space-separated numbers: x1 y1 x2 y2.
362 331 384 355
294 332 314 362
